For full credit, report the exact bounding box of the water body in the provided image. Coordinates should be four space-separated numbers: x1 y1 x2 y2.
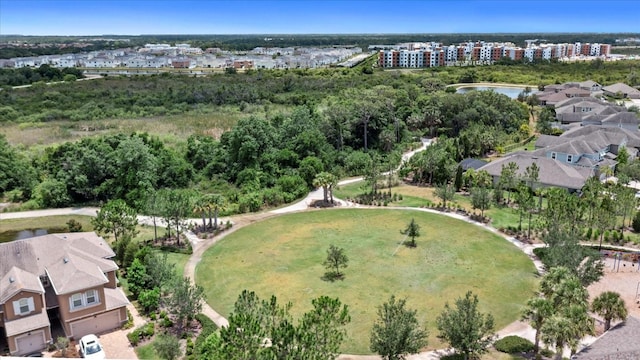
456 86 533 99
0 227 66 243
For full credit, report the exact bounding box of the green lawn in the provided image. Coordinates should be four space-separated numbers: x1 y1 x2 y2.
334 182 542 230
196 209 538 354
164 251 190 279
0 215 95 233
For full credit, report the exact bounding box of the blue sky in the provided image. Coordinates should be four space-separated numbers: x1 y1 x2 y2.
1 0 638 36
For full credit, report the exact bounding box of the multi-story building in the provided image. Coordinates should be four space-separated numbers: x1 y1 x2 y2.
377 40 612 68
0 233 129 356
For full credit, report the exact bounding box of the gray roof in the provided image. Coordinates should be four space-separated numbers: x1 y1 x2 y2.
573 316 640 360
0 266 44 303
0 232 117 298
579 80 601 89
555 96 609 109
459 158 488 170
562 126 640 148
602 82 640 95
478 153 593 190
535 134 563 148
4 308 50 337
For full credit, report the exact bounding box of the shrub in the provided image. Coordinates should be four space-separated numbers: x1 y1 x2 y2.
632 211 640 232
127 330 140 346
494 335 534 353
585 228 592 240
138 288 160 313
193 313 218 356
540 348 554 357
142 322 155 337
122 309 134 329
162 317 173 328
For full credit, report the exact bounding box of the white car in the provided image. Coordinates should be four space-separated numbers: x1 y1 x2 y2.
78 334 106 359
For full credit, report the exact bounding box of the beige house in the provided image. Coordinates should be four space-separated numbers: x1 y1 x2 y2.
0 233 129 356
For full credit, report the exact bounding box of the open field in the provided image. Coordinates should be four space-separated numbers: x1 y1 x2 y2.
2 103 290 148
334 182 530 230
0 214 167 245
196 209 538 354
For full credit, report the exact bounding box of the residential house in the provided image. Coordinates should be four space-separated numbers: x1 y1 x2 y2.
603 83 640 99
459 158 488 171
477 152 593 192
573 316 640 359
553 97 635 129
578 80 602 92
0 233 129 356
534 126 640 174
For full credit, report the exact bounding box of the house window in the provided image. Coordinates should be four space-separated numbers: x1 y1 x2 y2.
567 155 573 162
70 293 83 310
86 290 98 305
551 152 557 160
70 290 100 311
13 297 34 316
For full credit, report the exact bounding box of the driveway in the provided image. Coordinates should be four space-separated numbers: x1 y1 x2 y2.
42 303 144 359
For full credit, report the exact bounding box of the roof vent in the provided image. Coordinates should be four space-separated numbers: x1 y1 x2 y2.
63 258 69 264
9 277 15 283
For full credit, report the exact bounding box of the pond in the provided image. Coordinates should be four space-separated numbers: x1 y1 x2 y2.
456 85 535 99
0 227 67 243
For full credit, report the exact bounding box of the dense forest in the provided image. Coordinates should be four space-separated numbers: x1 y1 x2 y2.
2 33 638 58
0 64 534 213
1 59 639 215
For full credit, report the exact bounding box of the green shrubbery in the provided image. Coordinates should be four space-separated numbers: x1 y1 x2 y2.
494 335 534 354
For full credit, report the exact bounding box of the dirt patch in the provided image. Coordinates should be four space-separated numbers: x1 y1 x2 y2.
587 257 640 318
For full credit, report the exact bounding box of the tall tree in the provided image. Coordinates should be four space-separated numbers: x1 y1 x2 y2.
313 172 338 204
499 162 519 203
92 199 138 244
401 218 421 247
298 296 351 359
593 196 616 250
470 186 492 218
203 193 227 229
370 295 428 360
206 290 350 360
166 277 205 334
434 183 456 209
436 291 495 360
591 291 628 331
540 314 575 360
521 297 553 355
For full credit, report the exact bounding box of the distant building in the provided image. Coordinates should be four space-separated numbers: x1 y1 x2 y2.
378 40 612 68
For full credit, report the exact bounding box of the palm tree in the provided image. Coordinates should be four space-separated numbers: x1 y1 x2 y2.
564 304 594 356
522 297 553 354
193 196 208 231
541 315 574 360
591 291 628 331
208 194 227 230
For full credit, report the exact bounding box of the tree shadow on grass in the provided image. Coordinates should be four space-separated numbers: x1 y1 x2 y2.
321 271 345 282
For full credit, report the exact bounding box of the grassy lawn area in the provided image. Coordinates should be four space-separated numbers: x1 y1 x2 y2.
196 209 538 354
334 182 538 230
164 251 190 279
0 214 95 232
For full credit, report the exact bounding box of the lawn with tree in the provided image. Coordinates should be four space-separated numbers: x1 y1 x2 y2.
195 209 537 353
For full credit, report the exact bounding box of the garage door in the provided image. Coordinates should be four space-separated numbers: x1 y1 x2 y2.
15 331 45 355
70 311 121 339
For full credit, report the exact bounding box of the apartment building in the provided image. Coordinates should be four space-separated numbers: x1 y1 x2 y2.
378 40 612 68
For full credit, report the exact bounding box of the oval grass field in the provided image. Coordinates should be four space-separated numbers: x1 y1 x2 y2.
196 209 538 354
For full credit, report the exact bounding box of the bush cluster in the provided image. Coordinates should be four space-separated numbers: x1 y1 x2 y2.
494 335 534 354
